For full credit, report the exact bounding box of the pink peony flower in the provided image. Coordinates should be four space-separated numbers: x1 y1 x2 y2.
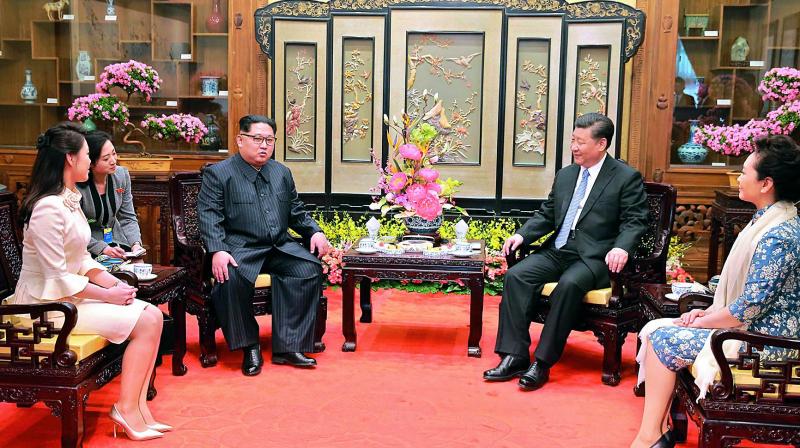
415 195 443 221
399 143 422 160
425 182 442 195
388 172 408 192
406 183 428 203
418 168 439 182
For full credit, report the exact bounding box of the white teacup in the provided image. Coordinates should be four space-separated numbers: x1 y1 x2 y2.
133 263 152 278
359 238 375 250
708 275 720 293
671 281 693 296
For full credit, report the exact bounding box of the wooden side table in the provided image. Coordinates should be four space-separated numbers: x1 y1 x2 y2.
341 240 486 357
707 189 755 280
135 265 188 377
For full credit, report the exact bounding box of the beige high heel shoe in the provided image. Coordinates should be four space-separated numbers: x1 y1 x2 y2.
109 405 164 441
147 422 174 432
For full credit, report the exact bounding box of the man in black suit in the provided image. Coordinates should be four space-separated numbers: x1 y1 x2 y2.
198 115 331 376
484 113 649 390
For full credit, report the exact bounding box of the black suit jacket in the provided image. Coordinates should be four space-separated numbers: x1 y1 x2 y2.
517 156 649 286
198 154 322 283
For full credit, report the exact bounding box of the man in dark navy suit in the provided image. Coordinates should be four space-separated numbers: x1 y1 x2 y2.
199 115 330 376
484 113 649 390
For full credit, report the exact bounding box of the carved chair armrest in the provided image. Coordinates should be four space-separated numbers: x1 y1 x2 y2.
708 329 800 400
173 242 211 291
505 244 536 268
678 292 714 313
0 301 80 367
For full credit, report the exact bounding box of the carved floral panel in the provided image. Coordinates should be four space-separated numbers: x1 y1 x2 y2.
284 43 317 161
574 45 610 119
513 39 550 166
341 37 375 162
405 32 484 165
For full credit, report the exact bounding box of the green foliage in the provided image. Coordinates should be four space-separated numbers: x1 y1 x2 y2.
667 235 693 265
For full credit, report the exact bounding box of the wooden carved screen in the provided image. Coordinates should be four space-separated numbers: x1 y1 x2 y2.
255 0 644 203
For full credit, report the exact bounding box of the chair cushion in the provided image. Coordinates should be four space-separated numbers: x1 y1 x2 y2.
541 282 612 306
0 332 109 361
210 273 271 288
690 364 800 395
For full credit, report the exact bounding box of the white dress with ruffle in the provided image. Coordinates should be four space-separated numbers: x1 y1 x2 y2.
8 189 148 344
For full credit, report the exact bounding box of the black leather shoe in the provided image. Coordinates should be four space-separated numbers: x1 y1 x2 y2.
518 361 550 391
241 345 263 376
483 355 530 382
649 430 675 448
272 352 317 368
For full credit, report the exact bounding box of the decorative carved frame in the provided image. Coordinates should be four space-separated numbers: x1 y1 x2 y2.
254 0 645 201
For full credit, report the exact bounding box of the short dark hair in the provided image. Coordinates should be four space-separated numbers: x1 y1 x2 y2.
84 130 113 165
239 115 276 134
754 135 800 203
574 113 614 149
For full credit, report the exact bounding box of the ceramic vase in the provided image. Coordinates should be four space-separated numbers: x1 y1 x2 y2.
200 76 220 96
404 215 443 235
677 120 708 164
106 0 115 16
20 69 37 104
206 0 224 33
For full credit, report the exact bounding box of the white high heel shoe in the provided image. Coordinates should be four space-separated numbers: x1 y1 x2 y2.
147 422 174 432
109 405 164 441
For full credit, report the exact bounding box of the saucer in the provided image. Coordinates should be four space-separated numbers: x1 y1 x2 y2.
137 273 158 281
451 250 474 257
356 247 377 254
664 293 680 301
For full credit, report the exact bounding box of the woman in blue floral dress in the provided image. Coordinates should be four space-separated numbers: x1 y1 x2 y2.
630 135 800 448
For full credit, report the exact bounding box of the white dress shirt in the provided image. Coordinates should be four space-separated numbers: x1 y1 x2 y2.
568 153 607 230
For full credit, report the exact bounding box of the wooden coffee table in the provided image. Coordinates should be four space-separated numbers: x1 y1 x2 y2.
341 239 486 357
135 265 188 376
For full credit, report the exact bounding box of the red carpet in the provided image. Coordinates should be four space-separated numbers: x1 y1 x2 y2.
0 289 772 447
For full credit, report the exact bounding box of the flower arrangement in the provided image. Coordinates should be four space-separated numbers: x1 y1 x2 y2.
695 67 800 155
666 235 695 283
141 113 208 144
68 60 206 155
96 60 162 102
369 108 467 221
67 93 130 125
757 67 800 104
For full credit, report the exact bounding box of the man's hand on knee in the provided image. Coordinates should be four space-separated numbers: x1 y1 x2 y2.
502 234 524 257
212 251 238 283
310 232 331 258
605 248 628 273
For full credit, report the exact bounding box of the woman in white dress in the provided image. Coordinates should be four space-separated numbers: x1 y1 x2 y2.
11 123 168 441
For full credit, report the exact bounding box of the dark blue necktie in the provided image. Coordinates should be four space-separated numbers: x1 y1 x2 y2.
555 169 590 249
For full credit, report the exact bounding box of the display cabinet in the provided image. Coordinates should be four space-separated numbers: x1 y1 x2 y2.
0 0 231 153
670 0 798 168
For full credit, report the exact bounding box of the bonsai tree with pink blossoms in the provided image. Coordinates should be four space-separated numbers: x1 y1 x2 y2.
67 60 206 155
369 109 467 224
695 67 800 155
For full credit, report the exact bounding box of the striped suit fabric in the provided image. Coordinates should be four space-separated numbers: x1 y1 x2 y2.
198 154 323 352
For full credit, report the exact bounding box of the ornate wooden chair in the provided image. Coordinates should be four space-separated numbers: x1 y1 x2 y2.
0 191 142 448
506 181 677 385
169 170 327 368
672 292 800 448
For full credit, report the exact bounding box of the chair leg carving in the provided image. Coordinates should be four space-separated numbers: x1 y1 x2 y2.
147 368 157 401
593 324 624 386
197 307 218 368
59 392 84 448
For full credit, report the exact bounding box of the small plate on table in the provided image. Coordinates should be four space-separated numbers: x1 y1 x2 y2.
355 247 377 254
137 273 158 281
451 249 474 258
664 293 681 301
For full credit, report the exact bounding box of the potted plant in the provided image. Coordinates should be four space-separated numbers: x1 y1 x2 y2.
694 67 800 186
369 96 467 236
67 60 207 172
